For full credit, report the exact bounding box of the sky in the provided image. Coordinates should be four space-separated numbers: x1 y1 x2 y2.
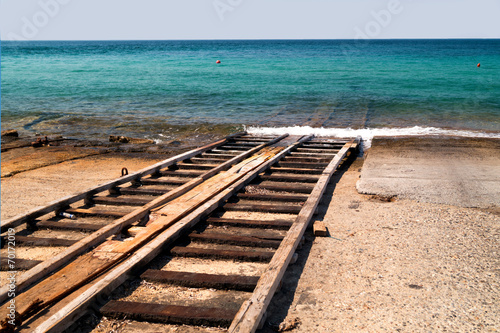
0 0 499 41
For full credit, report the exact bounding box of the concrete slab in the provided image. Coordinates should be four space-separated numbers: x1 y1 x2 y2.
356 136 500 208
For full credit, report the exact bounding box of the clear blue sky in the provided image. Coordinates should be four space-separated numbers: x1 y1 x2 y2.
1 0 499 40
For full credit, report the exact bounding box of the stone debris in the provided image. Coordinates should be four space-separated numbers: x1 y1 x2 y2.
1 129 19 137
109 135 155 144
278 317 301 331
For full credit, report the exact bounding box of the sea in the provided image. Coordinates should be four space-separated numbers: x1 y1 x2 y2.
1 39 500 146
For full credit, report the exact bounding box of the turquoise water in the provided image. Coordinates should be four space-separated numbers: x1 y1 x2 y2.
1 40 499 141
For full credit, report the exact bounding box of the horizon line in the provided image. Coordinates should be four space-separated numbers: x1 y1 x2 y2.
2 37 500 42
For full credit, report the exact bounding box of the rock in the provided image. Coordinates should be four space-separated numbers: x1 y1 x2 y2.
109 135 129 143
31 136 49 148
1 129 19 137
109 135 154 144
128 138 155 144
278 317 301 332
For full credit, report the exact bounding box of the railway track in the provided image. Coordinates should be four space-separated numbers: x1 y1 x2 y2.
0 133 359 332
0 132 280 294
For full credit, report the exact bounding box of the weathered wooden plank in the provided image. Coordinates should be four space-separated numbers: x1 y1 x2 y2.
189 232 282 248
313 221 328 237
302 141 347 149
228 139 357 333
237 193 308 202
269 166 323 174
177 163 219 170
206 218 293 229
14 236 77 247
256 181 315 194
65 208 131 218
34 220 103 232
296 147 340 154
223 203 302 214
213 230 284 241
225 142 261 147
1 134 245 233
116 187 172 196
201 153 235 159
170 247 275 262
139 177 189 186
141 270 260 291
238 135 275 139
290 151 336 157
1 258 41 271
216 145 249 151
101 301 238 327
233 137 271 141
91 196 150 206
299 140 343 147
232 139 268 144
210 149 243 155
159 170 205 177
233 137 272 141
307 140 350 145
204 228 284 242
304 144 346 148
259 174 320 183
282 156 332 163
189 157 230 164
277 161 329 169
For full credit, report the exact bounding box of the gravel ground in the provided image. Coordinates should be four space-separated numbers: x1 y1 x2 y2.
263 156 500 333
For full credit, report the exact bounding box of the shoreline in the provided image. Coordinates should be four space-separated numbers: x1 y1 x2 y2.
1 134 499 331
2 133 499 217
3 123 500 143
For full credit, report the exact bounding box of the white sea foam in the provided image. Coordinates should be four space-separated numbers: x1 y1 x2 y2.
246 125 500 151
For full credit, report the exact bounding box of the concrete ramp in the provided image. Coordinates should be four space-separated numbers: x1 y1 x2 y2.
356 136 500 208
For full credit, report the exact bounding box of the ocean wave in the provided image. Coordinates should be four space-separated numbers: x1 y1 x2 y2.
246 125 500 150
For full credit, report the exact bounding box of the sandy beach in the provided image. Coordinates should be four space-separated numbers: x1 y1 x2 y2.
1 134 499 332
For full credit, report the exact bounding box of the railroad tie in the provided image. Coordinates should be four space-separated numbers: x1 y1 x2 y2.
256 181 315 194
1 258 42 271
141 270 259 291
222 203 302 214
170 247 275 262
189 232 282 248
206 217 293 230
101 301 238 327
14 235 77 247
34 220 103 232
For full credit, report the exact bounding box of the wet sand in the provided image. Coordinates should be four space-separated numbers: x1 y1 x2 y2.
1 135 499 332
